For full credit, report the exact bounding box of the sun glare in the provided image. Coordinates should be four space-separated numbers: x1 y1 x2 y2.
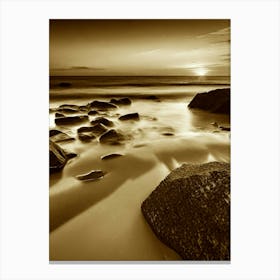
195 68 208 76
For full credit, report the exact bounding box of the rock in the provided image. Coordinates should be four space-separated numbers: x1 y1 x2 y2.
66 152 77 159
49 140 67 173
49 140 77 173
91 117 114 127
57 108 79 114
219 126 230 131
188 88 230 114
77 124 107 135
88 110 98 116
55 115 88 125
211 122 219 127
76 170 106 181
110 97 131 106
144 95 160 101
55 112 65 118
59 104 80 110
89 100 118 110
119 112 140 121
78 132 96 141
49 129 62 137
58 82 71 87
162 132 174 136
101 153 123 160
99 129 125 145
50 130 75 143
79 105 89 112
141 161 230 260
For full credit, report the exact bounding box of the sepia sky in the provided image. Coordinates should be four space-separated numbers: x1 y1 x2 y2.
50 20 230 76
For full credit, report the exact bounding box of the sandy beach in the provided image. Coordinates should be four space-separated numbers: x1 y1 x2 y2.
49 89 230 260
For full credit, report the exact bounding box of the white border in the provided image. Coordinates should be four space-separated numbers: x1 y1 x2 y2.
1 0 279 279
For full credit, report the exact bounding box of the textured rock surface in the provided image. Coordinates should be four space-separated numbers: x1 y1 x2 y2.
141 161 230 260
188 88 230 114
50 130 75 143
49 140 77 173
49 140 68 173
99 129 125 145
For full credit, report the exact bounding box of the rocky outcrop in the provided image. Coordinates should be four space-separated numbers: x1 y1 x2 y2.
119 113 139 121
110 97 131 106
89 100 117 110
55 115 88 125
188 88 230 115
141 161 230 260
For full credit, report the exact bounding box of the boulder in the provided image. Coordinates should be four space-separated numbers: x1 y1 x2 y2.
91 117 114 127
78 132 96 141
99 129 125 145
119 112 140 121
49 140 67 173
188 88 230 114
110 97 131 106
50 130 75 143
89 100 118 110
141 161 230 260
76 170 106 181
55 115 88 125
77 124 107 135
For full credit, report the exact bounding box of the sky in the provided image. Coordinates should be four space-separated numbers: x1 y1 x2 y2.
50 20 230 76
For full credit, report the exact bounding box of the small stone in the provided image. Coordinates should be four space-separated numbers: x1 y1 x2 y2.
76 170 106 181
119 113 139 121
91 117 114 127
101 153 123 160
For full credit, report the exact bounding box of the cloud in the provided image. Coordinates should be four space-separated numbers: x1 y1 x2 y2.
197 27 230 44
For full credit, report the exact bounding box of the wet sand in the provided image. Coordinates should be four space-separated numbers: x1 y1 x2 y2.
49 95 230 260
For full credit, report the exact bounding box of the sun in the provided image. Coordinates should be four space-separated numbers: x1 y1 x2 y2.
195 68 208 76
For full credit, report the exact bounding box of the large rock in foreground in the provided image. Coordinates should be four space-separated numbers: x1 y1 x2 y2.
188 88 230 114
141 161 230 260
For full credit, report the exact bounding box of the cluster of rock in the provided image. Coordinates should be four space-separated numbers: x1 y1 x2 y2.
141 162 230 260
49 97 137 173
188 88 230 115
